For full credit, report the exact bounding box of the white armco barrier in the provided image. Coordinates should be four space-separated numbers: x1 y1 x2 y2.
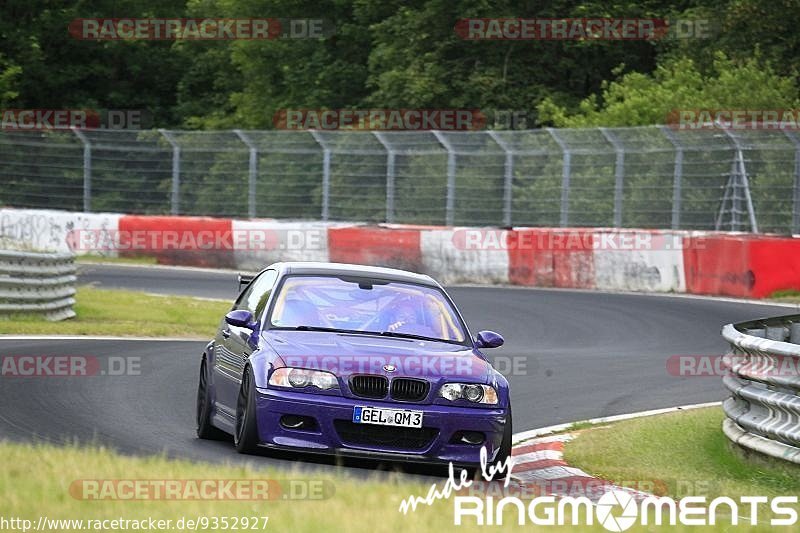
231 219 333 271
420 228 509 285
0 208 121 255
593 230 686 293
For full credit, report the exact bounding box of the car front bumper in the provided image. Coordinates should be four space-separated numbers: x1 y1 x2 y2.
254 387 509 466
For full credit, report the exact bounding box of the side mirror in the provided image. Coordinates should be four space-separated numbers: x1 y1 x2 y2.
476 330 504 349
225 309 255 329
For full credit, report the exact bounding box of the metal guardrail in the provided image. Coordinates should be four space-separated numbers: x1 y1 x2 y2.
721 315 800 464
0 250 77 321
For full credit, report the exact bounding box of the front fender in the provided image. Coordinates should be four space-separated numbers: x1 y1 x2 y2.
249 347 282 390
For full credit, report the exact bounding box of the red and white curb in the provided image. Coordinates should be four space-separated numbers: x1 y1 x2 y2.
509 434 655 503
507 402 721 503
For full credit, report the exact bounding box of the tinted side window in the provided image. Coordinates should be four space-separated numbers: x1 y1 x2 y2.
235 270 278 316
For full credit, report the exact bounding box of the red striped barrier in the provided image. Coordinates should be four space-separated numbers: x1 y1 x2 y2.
508 229 595 289
4 208 799 300
327 226 423 272
118 215 236 268
683 234 800 298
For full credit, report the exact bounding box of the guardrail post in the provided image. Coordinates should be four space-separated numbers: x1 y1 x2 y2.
432 131 456 226
783 130 800 234
487 131 514 227
660 126 684 229
720 126 758 233
600 128 625 228
372 132 395 223
309 131 331 221
547 128 571 227
159 129 181 216
71 128 92 212
234 130 258 219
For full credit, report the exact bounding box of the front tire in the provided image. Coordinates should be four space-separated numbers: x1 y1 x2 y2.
196 358 227 440
494 405 513 479
234 366 260 454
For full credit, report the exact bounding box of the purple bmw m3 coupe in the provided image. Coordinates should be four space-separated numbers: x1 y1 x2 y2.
196 262 512 470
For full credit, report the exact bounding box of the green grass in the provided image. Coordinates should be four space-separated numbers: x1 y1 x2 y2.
3 434 785 533
769 289 800 303
564 407 800 500
0 287 228 337
565 420 595 432
76 254 158 265
0 440 484 533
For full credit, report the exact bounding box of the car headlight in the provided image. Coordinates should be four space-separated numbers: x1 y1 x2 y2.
269 368 338 390
438 383 498 404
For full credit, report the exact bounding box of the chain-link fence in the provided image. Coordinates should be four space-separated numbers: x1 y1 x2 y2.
2 126 799 233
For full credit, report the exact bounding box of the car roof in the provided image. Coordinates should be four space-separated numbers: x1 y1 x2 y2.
268 262 439 287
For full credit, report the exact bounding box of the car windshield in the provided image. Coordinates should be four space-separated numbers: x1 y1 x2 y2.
268 275 467 343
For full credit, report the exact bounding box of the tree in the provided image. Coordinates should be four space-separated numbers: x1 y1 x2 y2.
538 53 800 127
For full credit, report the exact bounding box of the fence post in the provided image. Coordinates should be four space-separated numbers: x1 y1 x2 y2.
309 131 331 221
487 131 514 227
432 131 456 226
547 128 571 227
372 132 395 223
783 130 800 234
600 128 625 227
660 126 684 230
159 129 181 216
720 127 759 233
234 130 258 219
71 128 92 212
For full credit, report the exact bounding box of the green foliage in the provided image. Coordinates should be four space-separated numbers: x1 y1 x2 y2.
2 0 799 131
2 0 800 227
0 55 22 106
539 53 800 127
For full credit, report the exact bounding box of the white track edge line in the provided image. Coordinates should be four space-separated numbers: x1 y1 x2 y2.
512 401 722 445
0 335 207 342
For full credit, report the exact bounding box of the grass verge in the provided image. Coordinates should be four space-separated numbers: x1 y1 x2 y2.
768 289 800 304
0 440 471 533
564 406 800 499
0 287 228 337
76 254 159 265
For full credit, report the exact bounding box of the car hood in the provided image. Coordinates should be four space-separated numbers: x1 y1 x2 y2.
262 330 490 382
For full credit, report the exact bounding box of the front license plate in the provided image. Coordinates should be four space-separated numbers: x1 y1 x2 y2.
353 406 423 428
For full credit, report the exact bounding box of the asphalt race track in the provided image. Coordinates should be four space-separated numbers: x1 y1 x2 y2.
0 263 796 475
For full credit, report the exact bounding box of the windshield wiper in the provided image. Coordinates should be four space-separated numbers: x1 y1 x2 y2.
282 325 463 345
288 325 361 334
377 330 461 345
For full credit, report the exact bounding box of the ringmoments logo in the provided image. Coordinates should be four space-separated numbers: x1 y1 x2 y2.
399 454 799 529
451 492 799 528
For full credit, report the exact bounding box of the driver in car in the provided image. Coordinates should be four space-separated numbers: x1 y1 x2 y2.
386 300 438 338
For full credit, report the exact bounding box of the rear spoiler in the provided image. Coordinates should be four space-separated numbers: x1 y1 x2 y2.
237 273 254 292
